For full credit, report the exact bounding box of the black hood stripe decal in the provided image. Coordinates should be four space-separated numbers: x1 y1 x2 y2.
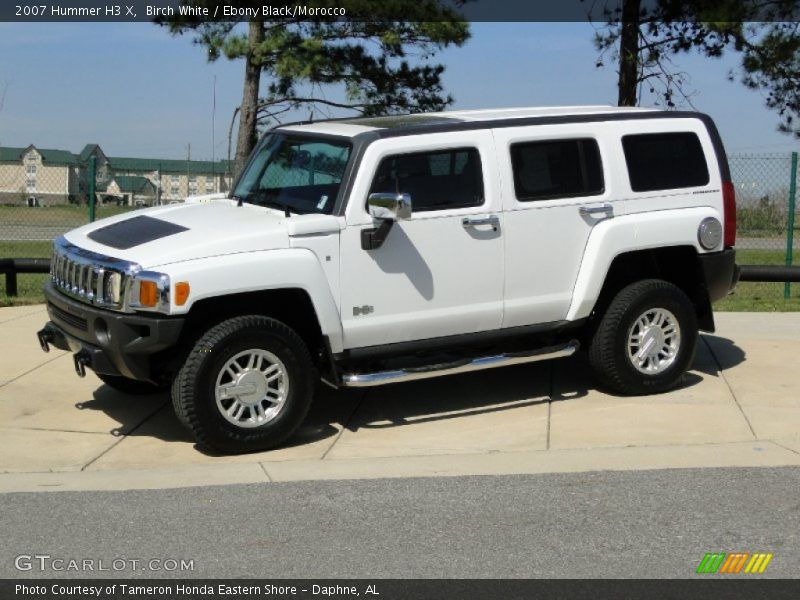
87 215 189 250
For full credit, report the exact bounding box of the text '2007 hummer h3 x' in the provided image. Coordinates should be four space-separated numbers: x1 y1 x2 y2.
37 106 739 454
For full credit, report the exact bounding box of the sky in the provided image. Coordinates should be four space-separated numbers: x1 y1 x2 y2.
0 21 797 161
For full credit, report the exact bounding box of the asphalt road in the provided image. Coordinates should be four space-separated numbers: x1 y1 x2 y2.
1 466 798 579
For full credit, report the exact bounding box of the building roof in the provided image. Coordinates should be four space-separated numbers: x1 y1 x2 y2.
111 175 153 193
109 156 230 175
0 145 79 165
0 147 23 162
79 143 102 163
38 148 80 165
279 105 660 137
0 143 231 174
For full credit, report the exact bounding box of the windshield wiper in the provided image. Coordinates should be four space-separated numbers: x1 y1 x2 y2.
262 200 295 218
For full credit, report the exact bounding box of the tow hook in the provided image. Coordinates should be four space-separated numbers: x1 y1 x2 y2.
37 329 53 353
73 351 90 378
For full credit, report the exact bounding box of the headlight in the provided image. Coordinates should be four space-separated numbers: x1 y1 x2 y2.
698 217 723 250
102 271 123 306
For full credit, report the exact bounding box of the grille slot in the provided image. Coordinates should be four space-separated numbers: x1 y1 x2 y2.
49 302 88 332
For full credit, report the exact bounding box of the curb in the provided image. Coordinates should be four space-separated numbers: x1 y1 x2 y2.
1 440 798 493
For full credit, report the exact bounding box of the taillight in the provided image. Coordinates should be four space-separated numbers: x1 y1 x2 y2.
722 180 736 247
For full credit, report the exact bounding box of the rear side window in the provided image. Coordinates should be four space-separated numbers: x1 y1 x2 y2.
622 132 709 192
510 139 604 201
368 148 483 212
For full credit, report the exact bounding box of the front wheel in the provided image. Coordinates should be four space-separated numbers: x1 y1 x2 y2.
172 315 315 454
588 279 698 395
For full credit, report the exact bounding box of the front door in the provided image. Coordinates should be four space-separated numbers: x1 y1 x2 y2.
340 131 504 350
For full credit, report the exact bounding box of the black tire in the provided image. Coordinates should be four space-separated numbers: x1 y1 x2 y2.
588 279 698 395
171 372 190 428
172 315 315 454
97 373 169 395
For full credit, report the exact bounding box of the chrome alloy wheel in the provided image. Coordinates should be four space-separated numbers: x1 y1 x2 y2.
214 349 289 428
626 308 682 374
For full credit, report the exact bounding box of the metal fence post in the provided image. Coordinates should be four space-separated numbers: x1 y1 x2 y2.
785 152 797 300
88 155 96 223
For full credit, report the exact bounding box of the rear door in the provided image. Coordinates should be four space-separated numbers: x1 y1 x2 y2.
493 123 620 327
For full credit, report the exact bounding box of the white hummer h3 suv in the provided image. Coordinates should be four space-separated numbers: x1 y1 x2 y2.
37 106 739 454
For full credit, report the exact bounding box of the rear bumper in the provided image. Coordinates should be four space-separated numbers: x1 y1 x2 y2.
699 248 739 303
38 281 184 382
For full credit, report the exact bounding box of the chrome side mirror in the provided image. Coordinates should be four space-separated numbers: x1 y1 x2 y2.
367 192 412 221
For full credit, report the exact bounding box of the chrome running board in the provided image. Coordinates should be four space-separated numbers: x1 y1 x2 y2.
340 340 579 388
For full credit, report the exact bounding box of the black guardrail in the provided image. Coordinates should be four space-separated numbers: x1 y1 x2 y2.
0 258 51 296
738 264 800 283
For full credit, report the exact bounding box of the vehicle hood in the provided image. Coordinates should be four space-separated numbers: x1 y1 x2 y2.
64 200 292 268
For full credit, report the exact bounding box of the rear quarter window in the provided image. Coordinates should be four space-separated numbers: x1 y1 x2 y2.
622 132 709 192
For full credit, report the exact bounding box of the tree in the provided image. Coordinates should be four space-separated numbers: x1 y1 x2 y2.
588 0 800 136
159 1 470 174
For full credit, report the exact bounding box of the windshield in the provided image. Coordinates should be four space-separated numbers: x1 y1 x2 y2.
232 134 352 215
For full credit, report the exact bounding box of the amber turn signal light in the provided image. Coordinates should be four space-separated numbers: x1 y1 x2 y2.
138 280 158 307
175 282 190 306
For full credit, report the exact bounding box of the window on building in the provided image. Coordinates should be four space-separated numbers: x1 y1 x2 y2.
188 175 197 183
26 165 37 175
205 181 215 193
26 179 36 191
26 154 37 163
170 186 179 196
368 147 484 212
170 174 179 183
510 138 604 202
622 132 709 192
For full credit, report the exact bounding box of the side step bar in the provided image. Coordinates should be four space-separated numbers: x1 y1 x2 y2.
340 340 579 388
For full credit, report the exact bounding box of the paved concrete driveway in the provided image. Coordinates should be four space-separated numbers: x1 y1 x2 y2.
0 306 798 491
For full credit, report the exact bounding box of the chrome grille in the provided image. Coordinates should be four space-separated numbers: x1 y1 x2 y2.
50 237 139 311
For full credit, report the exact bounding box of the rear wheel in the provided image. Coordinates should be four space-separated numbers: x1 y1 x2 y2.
588 279 698 395
172 315 315 454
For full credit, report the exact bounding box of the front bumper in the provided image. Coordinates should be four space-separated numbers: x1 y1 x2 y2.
699 247 739 303
38 281 184 382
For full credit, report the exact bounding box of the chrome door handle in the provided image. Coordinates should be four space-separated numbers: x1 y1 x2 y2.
462 215 499 228
579 204 614 217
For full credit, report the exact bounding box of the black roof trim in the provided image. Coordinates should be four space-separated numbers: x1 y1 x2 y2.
349 110 731 182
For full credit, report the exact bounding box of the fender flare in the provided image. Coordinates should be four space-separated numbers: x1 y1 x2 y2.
566 207 721 321
158 248 344 352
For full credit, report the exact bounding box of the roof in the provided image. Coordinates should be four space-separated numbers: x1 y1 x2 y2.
0 145 79 165
0 147 23 162
279 105 660 137
109 156 230 174
0 144 231 174
38 148 80 165
111 175 153 193
79 143 102 162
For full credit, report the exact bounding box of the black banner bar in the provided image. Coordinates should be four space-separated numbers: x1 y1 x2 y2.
3 579 800 600
2 0 800 23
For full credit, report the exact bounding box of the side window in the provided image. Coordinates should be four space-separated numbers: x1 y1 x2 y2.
368 148 484 212
622 132 709 192
510 138 604 202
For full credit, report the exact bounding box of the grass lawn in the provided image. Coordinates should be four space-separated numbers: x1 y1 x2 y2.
1 240 798 310
0 204 135 227
0 241 52 307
